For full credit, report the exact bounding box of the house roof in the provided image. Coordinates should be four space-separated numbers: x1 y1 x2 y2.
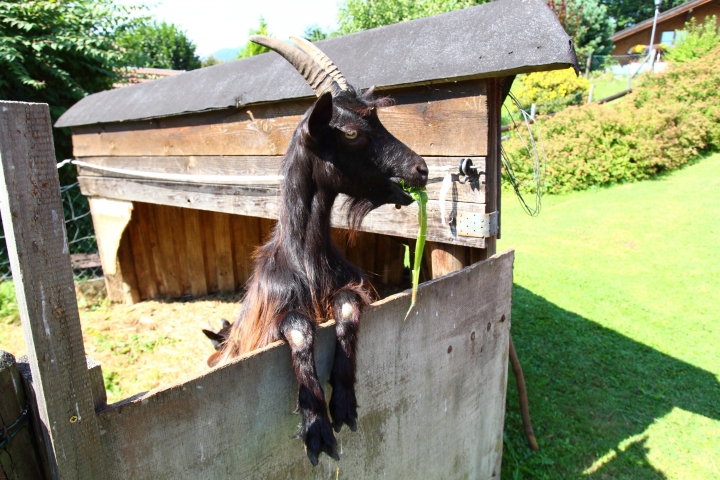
56 0 578 128
611 0 714 42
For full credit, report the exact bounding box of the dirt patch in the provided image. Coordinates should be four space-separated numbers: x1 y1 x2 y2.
1 287 243 404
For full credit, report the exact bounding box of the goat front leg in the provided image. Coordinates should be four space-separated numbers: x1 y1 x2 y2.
280 311 339 465
329 289 362 432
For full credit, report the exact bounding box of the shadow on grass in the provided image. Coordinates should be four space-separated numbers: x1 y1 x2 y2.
502 285 720 479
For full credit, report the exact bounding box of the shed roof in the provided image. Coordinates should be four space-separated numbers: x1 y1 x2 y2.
56 0 577 128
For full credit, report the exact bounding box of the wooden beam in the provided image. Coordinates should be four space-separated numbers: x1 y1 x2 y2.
0 101 103 479
75 155 487 205
78 176 489 248
93 251 513 479
71 80 488 158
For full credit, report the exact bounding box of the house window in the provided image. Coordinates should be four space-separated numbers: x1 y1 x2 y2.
660 31 675 45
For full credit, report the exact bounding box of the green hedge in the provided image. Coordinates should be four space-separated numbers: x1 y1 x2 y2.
503 45 720 194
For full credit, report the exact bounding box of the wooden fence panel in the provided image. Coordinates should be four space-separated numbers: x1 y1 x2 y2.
94 250 513 479
0 101 103 479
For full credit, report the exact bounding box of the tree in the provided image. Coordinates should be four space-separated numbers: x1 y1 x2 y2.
601 0 686 32
337 0 489 34
548 0 615 60
303 24 330 42
0 0 137 165
337 0 613 63
201 55 224 68
665 16 720 63
237 17 272 58
117 21 201 71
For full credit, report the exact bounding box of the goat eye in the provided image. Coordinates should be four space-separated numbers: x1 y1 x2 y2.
344 130 358 140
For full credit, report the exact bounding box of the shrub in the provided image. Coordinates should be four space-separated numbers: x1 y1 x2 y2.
503 45 720 194
0 282 19 324
509 67 590 115
665 16 720 63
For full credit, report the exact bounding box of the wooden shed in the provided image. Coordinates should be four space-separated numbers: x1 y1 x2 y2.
57 0 578 304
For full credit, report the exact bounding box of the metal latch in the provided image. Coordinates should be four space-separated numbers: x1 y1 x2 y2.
456 211 499 238
458 158 483 185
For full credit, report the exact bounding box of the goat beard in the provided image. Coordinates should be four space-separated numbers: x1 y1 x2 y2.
343 197 375 245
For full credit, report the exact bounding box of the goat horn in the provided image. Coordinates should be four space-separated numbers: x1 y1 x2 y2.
289 36 349 91
249 35 340 97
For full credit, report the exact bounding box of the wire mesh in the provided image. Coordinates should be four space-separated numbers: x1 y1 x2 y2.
0 163 102 282
501 92 546 217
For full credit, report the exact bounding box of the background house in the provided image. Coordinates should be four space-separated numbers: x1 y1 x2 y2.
611 0 720 54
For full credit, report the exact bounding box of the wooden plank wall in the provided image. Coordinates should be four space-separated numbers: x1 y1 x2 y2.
71 81 488 158
117 202 409 301
94 251 514 479
76 156 488 249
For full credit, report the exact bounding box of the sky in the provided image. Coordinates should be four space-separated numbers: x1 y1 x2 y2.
120 0 341 57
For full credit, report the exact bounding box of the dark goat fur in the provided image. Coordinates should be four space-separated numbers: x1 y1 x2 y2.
213 85 428 464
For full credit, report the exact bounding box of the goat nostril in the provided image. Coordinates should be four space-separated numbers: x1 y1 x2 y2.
416 163 429 186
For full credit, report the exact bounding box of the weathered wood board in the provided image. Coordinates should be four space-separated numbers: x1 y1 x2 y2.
78 178 489 249
95 250 513 479
0 101 103 478
75 155 487 204
70 80 488 158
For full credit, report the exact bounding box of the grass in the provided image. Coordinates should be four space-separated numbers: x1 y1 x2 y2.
499 153 720 478
590 73 630 101
0 285 242 404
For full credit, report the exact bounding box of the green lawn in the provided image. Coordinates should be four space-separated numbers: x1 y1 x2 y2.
499 154 720 479
591 74 630 101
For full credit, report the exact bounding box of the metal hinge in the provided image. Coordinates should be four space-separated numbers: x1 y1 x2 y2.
456 211 499 238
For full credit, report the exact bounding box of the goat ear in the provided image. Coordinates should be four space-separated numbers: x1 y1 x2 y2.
202 329 224 342
308 92 333 139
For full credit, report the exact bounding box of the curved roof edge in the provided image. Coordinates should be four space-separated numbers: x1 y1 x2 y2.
56 0 577 128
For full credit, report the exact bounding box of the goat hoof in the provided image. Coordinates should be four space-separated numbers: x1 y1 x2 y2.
301 414 338 466
332 416 357 433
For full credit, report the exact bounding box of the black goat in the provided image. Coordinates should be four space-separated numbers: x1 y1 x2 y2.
212 35 428 465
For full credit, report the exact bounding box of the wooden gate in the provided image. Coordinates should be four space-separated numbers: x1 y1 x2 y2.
0 102 512 479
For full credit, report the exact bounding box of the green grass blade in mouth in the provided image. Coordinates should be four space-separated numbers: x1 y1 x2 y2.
401 183 428 320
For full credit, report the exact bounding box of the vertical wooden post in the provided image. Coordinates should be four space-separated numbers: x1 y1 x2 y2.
0 351 44 480
88 197 136 303
486 77 501 253
585 53 593 78
0 101 103 479
428 242 469 279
